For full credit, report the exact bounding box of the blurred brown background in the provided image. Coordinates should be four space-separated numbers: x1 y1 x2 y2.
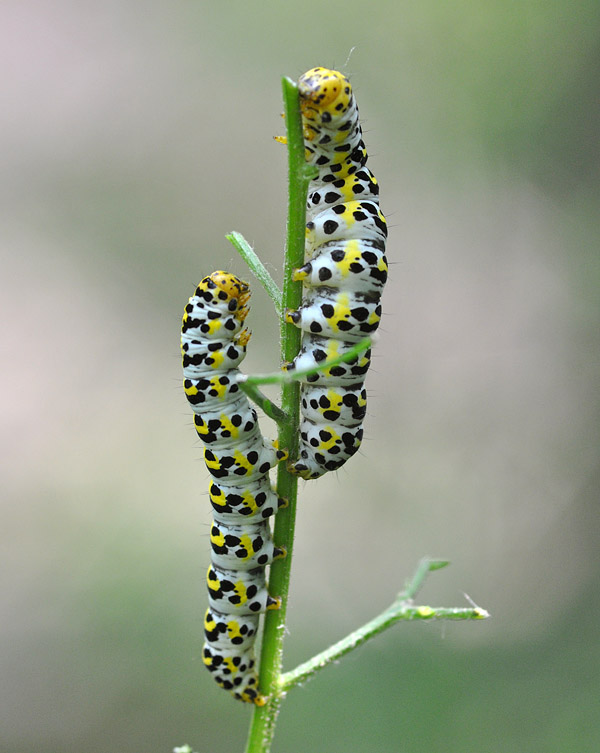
2 1 599 752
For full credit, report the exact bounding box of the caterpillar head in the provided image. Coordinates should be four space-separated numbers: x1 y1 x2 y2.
196 271 251 321
298 67 353 127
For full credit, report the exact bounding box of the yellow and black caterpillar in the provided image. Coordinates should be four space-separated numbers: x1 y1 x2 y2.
182 67 387 704
286 67 388 479
181 271 286 704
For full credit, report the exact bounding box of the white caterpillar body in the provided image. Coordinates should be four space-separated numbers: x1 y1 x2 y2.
286 67 388 479
181 271 286 705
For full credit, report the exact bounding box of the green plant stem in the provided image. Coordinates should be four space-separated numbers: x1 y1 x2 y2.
237 381 290 425
243 76 311 753
279 558 489 692
402 557 450 599
242 336 372 386
226 231 283 314
237 336 372 429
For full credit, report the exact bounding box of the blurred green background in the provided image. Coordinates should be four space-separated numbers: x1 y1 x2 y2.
2 1 599 751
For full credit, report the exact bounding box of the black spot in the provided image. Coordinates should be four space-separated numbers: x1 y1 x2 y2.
350 144 367 164
323 220 339 235
374 214 388 236
219 577 235 592
351 306 369 322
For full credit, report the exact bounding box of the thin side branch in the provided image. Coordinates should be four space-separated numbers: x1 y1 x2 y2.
227 231 283 314
279 558 489 693
237 381 290 425
242 336 373 386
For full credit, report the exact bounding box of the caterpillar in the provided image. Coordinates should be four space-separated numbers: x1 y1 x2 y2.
285 67 388 479
181 271 286 705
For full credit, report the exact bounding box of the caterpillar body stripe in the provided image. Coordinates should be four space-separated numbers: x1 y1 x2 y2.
181 271 286 704
286 67 388 479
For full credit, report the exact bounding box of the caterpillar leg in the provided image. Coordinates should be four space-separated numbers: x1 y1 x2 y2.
266 594 282 610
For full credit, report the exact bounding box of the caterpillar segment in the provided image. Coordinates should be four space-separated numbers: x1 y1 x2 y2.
182 271 286 704
286 67 388 479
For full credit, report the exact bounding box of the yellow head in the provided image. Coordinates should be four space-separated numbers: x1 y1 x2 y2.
298 67 352 123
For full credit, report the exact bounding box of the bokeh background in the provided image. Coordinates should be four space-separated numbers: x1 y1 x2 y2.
2 2 599 752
